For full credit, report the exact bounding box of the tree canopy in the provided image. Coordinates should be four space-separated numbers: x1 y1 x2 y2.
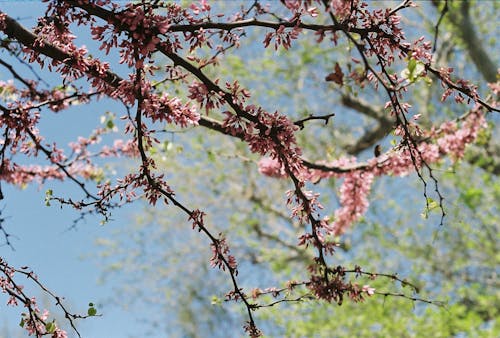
0 1 498 337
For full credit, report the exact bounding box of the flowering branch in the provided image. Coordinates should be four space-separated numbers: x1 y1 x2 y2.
0 1 497 336
1 258 98 338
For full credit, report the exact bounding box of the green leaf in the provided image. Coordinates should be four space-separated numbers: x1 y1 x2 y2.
421 198 439 219
106 119 115 129
426 197 439 210
88 306 97 316
45 321 56 334
408 58 417 73
414 62 425 76
401 58 426 83
45 189 53 206
210 295 221 306
19 318 25 328
165 141 173 152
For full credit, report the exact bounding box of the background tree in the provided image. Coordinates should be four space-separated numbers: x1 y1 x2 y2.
0 1 498 337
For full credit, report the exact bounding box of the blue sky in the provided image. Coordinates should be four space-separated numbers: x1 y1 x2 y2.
0 2 154 337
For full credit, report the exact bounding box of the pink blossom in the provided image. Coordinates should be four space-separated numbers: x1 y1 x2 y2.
331 0 357 19
7 296 18 306
209 234 238 272
307 7 319 17
362 285 375 296
330 172 374 236
52 329 68 338
258 157 287 178
190 0 211 15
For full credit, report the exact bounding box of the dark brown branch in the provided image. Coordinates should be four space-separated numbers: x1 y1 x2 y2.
250 294 315 309
294 113 335 130
0 208 16 250
0 58 37 92
432 0 448 53
169 18 343 33
0 259 95 338
1 14 121 87
25 128 99 200
133 60 259 332
375 291 446 307
0 12 345 178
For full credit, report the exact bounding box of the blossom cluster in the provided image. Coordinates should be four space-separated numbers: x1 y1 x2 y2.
209 233 238 272
259 106 488 237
